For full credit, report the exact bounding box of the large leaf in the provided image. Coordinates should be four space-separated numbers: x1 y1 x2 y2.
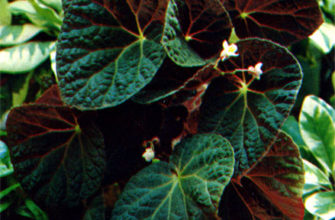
162 0 232 67
0 41 55 73
199 38 302 176
299 95 335 174
111 133 235 219
56 0 168 110
0 24 43 46
305 191 335 220
220 132 305 220
6 85 105 209
223 0 323 46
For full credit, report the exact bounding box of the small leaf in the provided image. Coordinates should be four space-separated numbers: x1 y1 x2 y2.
0 41 55 73
162 0 232 67
0 140 13 177
6 85 106 208
199 38 302 176
305 191 335 220
310 22 335 54
0 24 43 46
299 95 335 174
303 159 331 194
112 133 234 219
9 0 62 31
221 132 305 220
56 0 168 110
223 0 323 46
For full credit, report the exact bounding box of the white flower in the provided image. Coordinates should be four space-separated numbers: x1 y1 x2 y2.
220 40 239 61
142 148 155 162
248 62 263 79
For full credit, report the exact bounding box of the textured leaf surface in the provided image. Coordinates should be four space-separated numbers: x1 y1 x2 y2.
299 95 335 173
162 0 232 67
199 38 302 176
112 133 234 219
6 85 105 208
56 0 168 109
223 0 323 46
0 24 43 46
305 191 335 220
220 132 305 220
0 41 55 73
132 58 199 104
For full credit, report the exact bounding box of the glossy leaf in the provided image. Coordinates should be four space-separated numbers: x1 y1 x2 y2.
0 41 55 73
305 192 335 220
0 140 13 177
6 85 106 208
56 0 168 110
112 133 234 219
162 0 232 67
223 0 323 46
299 95 335 173
221 132 305 220
0 24 43 46
303 159 331 194
199 38 302 176
9 0 62 31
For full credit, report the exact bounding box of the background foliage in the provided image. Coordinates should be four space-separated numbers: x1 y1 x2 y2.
0 0 334 219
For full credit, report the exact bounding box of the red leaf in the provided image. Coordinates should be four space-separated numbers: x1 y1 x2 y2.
6 86 105 209
221 132 305 219
223 0 323 45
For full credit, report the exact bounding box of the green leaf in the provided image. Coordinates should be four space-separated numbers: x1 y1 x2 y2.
303 159 331 194
305 191 335 220
9 0 62 31
6 86 106 208
0 41 55 73
310 23 335 54
0 140 13 177
56 0 168 110
0 0 11 25
299 95 335 174
0 183 20 200
83 194 106 220
282 116 306 147
39 0 62 13
112 133 235 219
162 0 232 67
0 24 43 46
199 38 302 176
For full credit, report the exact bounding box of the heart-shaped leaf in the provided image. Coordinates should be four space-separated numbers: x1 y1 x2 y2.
199 38 302 176
223 0 323 46
220 132 305 220
111 133 234 219
6 85 106 209
162 0 232 67
299 95 335 174
56 0 168 110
